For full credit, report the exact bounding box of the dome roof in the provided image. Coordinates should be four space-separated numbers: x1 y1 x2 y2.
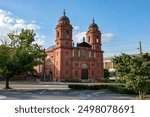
89 18 99 29
59 16 70 22
59 10 70 22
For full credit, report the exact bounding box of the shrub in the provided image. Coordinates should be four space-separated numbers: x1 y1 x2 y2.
68 84 135 94
104 69 110 79
109 71 116 77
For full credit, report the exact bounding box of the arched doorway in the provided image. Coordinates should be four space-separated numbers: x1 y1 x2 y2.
81 64 88 80
50 71 53 81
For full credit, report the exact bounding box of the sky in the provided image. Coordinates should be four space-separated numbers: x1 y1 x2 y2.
0 0 150 57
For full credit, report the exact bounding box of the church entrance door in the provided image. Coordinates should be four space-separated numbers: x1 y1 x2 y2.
81 69 88 79
81 63 88 80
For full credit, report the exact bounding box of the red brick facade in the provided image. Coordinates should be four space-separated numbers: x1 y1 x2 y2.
36 11 104 81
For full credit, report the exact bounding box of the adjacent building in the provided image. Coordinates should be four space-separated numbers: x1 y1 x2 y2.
103 57 115 72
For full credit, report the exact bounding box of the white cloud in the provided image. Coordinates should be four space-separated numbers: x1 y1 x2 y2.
0 9 13 25
74 31 114 44
33 34 45 46
102 33 114 43
74 32 86 43
16 19 25 24
73 26 80 30
0 9 44 45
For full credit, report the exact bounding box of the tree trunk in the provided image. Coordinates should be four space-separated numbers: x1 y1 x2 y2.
138 91 145 100
4 77 12 89
139 91 142 100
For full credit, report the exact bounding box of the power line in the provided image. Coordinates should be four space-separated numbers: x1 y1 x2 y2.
103 41 150 48
104 48 137 53
104 41 150 54
142 43 150 46
102 42 136 47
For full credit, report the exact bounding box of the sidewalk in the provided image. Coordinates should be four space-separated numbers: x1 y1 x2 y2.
0 81 116 90
0 81 69 90
0 81 116 85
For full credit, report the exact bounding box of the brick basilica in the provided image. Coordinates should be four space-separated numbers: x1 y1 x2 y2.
36 10 104 82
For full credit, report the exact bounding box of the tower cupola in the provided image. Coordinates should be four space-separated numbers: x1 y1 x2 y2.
86 18 102 50
89 18 99 30
55 10 73 48
58 9 70 24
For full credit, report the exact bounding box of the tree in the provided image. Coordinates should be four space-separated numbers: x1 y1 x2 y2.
104 69 110 79
0 29 46 89
112 53 150 99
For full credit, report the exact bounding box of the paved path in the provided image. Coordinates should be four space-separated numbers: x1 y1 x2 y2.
0 81 116 90
0 89 135 100
0 82 69 90
0 84 68 90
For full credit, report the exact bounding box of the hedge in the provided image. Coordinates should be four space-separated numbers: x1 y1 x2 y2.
68 84 136 94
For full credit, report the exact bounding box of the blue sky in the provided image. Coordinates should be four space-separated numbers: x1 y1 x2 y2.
0 0 150 57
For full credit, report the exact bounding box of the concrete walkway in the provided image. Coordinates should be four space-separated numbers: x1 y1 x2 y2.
0 81 116 90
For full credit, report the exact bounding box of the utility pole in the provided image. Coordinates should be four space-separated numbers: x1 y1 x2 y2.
139 41 143 54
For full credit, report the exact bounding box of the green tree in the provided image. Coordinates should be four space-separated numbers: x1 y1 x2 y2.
112 53 150 99
104 69 110 79
0 29 46 89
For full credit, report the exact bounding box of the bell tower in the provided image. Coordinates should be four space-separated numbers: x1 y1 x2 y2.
55 10 73 48
86 18 102 51
86 18 104 79
54 10 73 81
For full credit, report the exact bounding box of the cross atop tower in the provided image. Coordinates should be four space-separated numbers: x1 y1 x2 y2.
92 17 95 23
63 9 66 16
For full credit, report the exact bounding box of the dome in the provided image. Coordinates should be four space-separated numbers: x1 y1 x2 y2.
59 10 70 22
89 18 99 29
89 23 98 29
59 16 70 22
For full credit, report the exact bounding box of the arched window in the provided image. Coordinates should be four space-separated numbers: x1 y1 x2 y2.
66 61 68 65
57 42 59 45
46 58 50 62
66 30 69 38
96 36 99 43
82 64 88 69
75 71 78 76
75 63 78 66
88 37 90 43
66 42 68 45
66 51 68 55
92 71 94 76
57 31 59 38
91 63 94 67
